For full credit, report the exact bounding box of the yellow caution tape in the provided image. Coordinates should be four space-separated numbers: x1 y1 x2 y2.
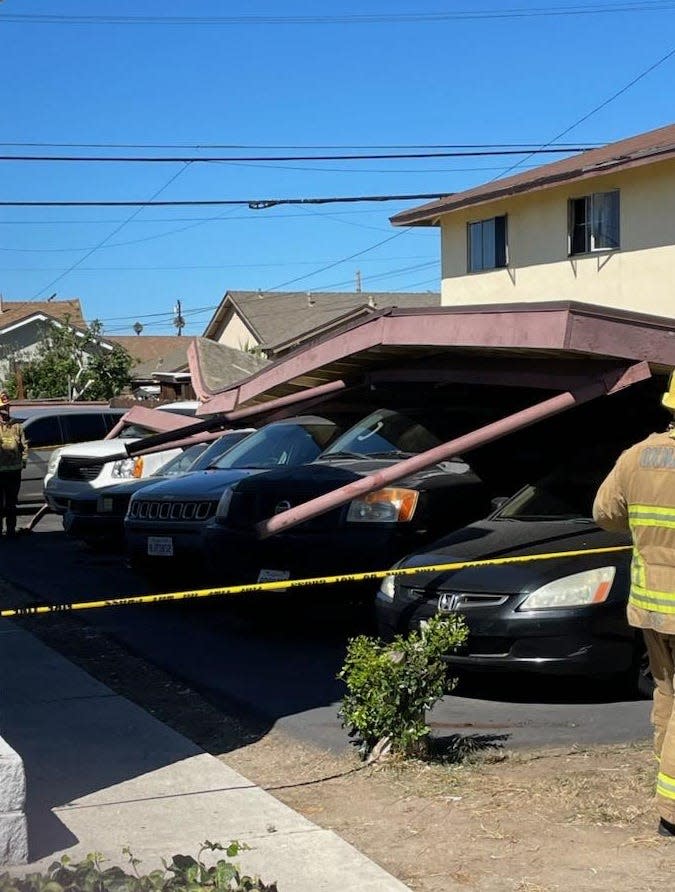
0 545 632 618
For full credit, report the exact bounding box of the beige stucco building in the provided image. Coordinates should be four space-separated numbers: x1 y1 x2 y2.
392 123 675 319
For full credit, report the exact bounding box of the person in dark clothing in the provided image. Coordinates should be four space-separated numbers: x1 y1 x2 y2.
0 391 28 537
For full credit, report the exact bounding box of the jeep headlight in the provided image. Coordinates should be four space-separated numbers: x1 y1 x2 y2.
215 487 233 521
112 457 143 479
346 488 419 523
518 566 616 610
377 574 396 601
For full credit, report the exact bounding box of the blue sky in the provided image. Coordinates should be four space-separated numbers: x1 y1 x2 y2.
1 1 674 336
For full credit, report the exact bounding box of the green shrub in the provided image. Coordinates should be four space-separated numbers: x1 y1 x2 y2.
0 842 277 891
338 613 468 759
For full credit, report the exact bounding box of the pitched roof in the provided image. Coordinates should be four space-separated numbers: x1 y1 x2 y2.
109 335 189 366
391 122 675 226
188 338 270 400
203 290 441 350
0 299 84 328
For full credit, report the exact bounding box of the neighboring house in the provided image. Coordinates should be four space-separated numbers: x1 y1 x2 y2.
202 290 441 358
391 122 675 318
113 335 269 402
0 299 113 385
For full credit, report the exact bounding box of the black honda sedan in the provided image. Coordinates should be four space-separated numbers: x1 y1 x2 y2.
373 467 648 693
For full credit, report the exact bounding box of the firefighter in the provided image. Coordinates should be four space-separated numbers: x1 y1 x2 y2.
0 391 28 538
593 372 675 838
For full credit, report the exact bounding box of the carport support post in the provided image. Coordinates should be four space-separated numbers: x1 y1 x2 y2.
256 366 646 539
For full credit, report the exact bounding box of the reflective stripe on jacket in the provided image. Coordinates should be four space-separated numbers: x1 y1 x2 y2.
593 429 675 634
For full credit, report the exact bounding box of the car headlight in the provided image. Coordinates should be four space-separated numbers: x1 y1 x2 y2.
215 487 233 521
47 449 62 475
518 566 616 610
377 574 396 601
112 457 143 479
346 488 419 523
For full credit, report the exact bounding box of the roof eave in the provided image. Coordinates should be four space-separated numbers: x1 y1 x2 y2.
391 144 675 227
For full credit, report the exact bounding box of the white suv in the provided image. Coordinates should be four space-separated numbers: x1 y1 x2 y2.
44 401 199 514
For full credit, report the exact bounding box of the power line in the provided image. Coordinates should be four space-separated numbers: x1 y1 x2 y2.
0 148 592 163
29 163 194 298
0 141 602 150
266 230 412 292
0 192 452 209
3 4 675 26
496 43 675 179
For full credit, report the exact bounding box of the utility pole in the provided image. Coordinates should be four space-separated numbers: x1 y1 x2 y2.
173 300 185 336
355 270 362 293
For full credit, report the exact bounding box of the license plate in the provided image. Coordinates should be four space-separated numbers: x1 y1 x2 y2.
147 536 173 557
257 568 290 589
97 496 114 513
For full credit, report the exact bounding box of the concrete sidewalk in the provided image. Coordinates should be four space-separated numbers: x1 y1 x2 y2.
0 621 409 891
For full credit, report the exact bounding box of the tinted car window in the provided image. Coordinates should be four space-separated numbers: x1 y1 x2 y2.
103 411 124 433
118 423 155 439
61 413 109 443
496 468 608 521
22 416 63 448
322 409 442 458
192 430 254 470
151 444 207 477
210 421 337 470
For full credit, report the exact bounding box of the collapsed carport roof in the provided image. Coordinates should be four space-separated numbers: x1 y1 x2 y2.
189 301 675 419
128 301 675 540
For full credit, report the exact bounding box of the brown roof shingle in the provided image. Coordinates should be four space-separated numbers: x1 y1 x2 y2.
0 299 85 329
204 290 441 352
109 335 189 366
391 122 675 226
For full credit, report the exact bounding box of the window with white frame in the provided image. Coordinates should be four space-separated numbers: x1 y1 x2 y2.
568 190 620 255
467 215 508 272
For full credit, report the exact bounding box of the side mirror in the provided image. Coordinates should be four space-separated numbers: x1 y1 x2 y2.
491 496 509 511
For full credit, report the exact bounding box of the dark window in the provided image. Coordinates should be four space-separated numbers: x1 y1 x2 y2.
569 190 620 255
323 409 443 458
194 430 255 469
102 411 124 433
23 416 63 448
210 421 338 470
467 215 507 272
61 413 109 443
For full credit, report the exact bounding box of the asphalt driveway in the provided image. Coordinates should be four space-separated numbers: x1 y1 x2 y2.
0 513 652 753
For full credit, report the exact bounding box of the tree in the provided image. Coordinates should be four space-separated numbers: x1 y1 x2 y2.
5 319 133 401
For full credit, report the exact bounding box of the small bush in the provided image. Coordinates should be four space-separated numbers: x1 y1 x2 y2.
0 841 277 891
338 613 467 759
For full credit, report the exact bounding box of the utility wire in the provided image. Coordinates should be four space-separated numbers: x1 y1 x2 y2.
29 163 193 299
497 43 675 179
265 230 412 292
3 3 675 26
0 148 591 163
0 141 601 150
2 192 451 209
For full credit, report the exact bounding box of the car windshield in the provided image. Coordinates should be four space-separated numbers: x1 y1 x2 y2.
495 467 608 522
118 423 154 439
151 444 207 477
321 409 442 458
209 420 337 470
194 429 254 469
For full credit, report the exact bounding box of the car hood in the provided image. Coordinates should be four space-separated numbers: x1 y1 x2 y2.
88 476 176 498
229 457 472 502
57 438 140 458
395 519 632 594
129 467 261 501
